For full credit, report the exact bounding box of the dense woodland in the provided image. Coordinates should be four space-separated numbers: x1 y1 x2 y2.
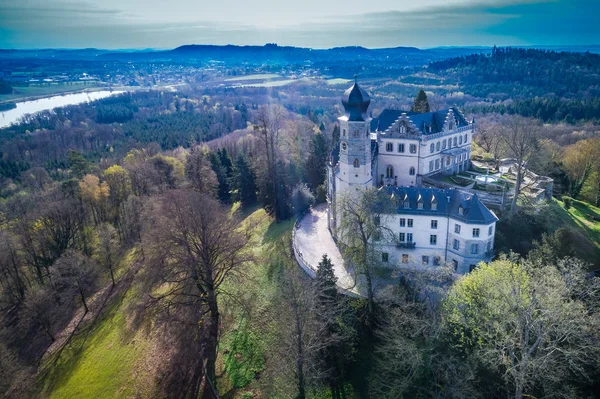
0 49 599 399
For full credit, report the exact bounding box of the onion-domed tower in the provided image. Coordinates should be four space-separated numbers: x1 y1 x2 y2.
337 77 373 196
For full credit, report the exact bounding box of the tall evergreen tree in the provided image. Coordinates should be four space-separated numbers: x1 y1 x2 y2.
232 153 257 206
305 133 328 190
411 89 430 113
209 151 231 203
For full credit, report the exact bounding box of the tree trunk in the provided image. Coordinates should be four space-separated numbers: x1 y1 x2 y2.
296 312 306 399
595 180 600 207
80 289 88 314
510 167 523 215
203 294 220 399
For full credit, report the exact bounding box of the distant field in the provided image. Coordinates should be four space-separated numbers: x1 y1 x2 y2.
326 78 351 85
224 73 281 82
235 78 310 88
0 82 104 103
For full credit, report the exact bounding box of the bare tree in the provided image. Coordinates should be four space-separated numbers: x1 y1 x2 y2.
336 188 395 316
185 146 218 197
142 189 249 398
52 250 100 314
474 117 503 167
255 104 288 221
95 223 119 287
499 116 540 215
0 230 27 305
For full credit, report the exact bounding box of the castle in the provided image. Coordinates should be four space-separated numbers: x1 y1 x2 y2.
326 81 497 274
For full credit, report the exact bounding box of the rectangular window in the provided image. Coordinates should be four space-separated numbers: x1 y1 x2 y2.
399 232 405 242
402 254 409 264
398 143 405 153
472 228 480 238
382 253 388 263
386 142 393 152
453 239 460 250
432 202 438 210
487 241 492 251
422 256 429 265
431 220 438 229
410 144 417 154
430 234 437 245
453 260 459 271
435 159 440 170
433 256 441 266
454 224 461 234
418 202 423 210
429 161 434 172
406 233 413 243
488 226 493 236
471 244 479 254
407 219 413 228
399 218 406 227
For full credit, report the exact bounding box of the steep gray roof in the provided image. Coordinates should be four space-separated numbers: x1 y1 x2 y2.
376 186 498 225
371 108 470 135
341 81 371 121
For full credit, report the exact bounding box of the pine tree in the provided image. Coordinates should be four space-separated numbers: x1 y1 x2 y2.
411 89 430 113
316 254 337 302
305 133 328 190
209 151 231 203
233 153 257 206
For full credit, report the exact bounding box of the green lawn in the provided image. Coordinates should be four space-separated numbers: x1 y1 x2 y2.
38 248 154 399
548 198 600 266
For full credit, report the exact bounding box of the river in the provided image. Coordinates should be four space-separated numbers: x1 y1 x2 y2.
0 90 124 129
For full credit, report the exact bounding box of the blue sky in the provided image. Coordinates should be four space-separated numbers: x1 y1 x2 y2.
0 0 598 49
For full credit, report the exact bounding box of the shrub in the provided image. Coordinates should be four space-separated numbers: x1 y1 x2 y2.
563 196 572 209
315 184 327 204
291 184 315 216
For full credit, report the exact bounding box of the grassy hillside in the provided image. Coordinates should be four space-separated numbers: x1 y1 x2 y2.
36 205 297 399
547 198 600 267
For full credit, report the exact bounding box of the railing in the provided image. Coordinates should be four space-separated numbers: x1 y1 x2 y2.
396 242 416 249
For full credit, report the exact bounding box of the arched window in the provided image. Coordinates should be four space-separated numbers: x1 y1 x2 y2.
353 158 360 168
459 135 463 145
442 139 447 149
353 130 359 138
409 166 416 176
430 143 434 153
341 141 347 151
386 165 394 178
453 137 457 146
449 120 454 130
464 133 468 143
436 141 440 151
400 125 406 134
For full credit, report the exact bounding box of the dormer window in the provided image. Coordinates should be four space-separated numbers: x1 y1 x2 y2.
404 200 409 208
458 206 464 215
431 197 438 210
418 201 423 210
400 125 406 134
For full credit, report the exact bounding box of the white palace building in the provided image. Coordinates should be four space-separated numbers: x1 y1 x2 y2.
327 81 498 274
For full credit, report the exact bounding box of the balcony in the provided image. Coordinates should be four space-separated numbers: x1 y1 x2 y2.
396 242 416 249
